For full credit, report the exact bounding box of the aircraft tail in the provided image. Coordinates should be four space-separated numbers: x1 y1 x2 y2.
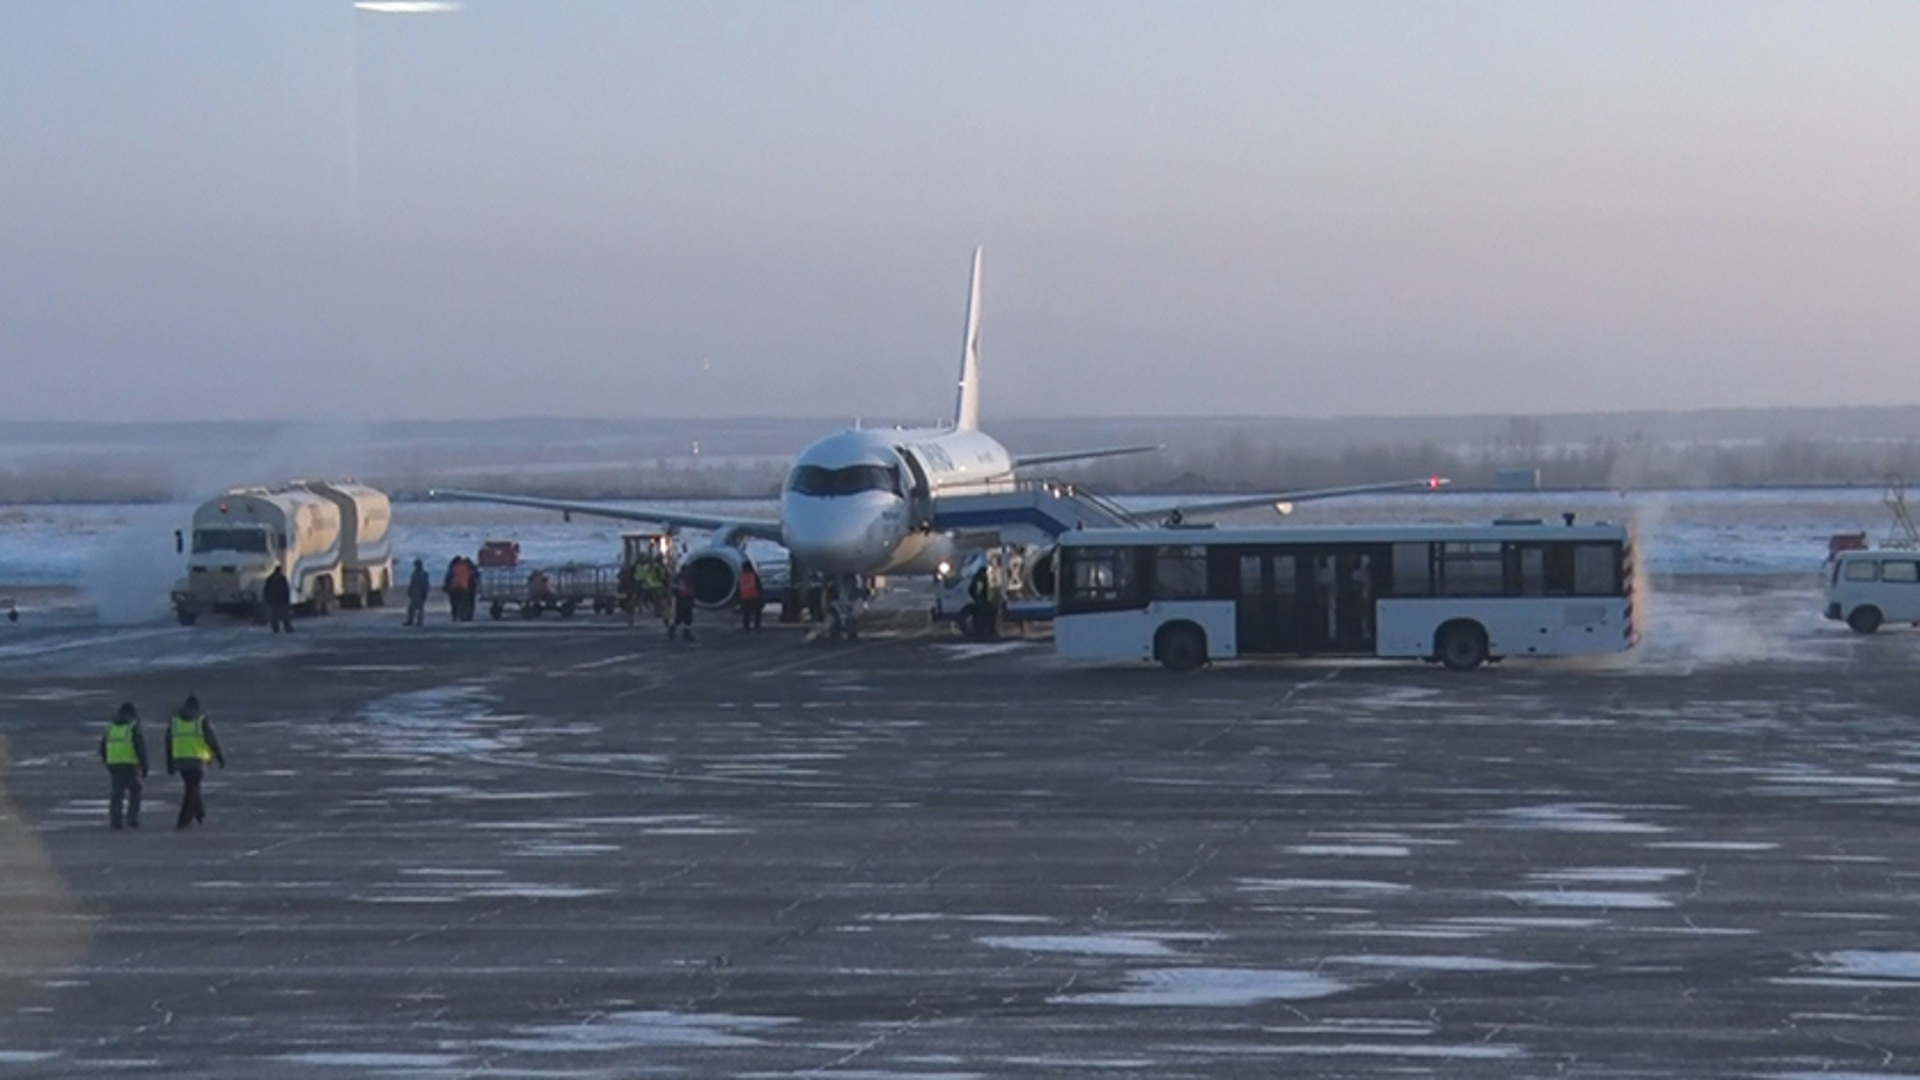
953 247 983 431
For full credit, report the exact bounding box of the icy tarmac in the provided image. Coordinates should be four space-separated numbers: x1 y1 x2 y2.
3 579 1920 1077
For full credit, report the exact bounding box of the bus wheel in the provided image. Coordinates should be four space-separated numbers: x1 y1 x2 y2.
1436 621 1488 671
1155 623 1207 672
1847 606 1883 634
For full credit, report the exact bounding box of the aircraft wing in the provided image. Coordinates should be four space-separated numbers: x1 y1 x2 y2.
1012 444 1161 470
1159 477 1450 524
427 489 785 544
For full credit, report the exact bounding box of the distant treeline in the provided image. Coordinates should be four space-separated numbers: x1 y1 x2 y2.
1071 433 1920 494
9 429 1920 504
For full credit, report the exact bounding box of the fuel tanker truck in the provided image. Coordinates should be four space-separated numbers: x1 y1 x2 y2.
296 480 394 608
170 486 345 625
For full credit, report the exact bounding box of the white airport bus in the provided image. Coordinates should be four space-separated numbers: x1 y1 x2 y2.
1052 518 1638 671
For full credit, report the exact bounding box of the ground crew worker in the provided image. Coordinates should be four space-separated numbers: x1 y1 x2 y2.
669 567 696 641
99 701 149 830
405 558 431 626
263 565 293 633
637 558 664 619
443 557 466 621
737 561 764 631
165 695 226 830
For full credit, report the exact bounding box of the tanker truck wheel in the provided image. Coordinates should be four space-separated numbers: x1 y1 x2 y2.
490 600 505 620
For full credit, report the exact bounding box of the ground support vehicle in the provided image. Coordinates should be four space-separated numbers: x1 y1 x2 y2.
932 547 1053 639
1053 517 1638 671
171 488 344 625
1824 548 1920 634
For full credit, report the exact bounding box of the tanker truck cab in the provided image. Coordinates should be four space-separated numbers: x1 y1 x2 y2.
172 488 344 625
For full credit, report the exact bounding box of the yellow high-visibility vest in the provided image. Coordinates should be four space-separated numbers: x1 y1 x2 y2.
170 715 211 764
104 721 140 765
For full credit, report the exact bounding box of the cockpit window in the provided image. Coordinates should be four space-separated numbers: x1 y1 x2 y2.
193 529 270 554
787 464 900 497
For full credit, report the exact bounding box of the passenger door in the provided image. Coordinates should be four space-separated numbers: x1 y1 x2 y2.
894 447 934 530
1229 550 1303 655
1300 547 1383 655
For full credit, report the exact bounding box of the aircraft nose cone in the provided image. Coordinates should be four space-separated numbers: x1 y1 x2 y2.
783 496 896 574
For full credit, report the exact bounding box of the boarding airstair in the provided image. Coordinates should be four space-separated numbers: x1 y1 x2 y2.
930 479 1141 540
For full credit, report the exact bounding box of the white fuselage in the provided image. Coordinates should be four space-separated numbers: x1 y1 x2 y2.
778 426 1015 576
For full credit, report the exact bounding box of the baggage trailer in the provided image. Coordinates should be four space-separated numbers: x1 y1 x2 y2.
477 534 677 620
480 564 622 619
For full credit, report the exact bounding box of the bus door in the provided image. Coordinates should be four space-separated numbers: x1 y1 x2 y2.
1302 547 1383 654
1229 549 1303 654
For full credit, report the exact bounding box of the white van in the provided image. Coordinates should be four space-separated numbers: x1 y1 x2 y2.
1824 549 1920 633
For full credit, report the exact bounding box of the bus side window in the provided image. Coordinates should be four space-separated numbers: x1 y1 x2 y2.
1509 544 1548 596
1065 547 1140 608
1390 542 1431 597
1151 546 1209 600
1543 543 1576 595
1883 561 1919 584
1572 543 1620 595
1843 560 1879 583
1440 542 1503 597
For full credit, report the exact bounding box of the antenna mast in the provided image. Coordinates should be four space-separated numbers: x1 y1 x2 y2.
1883 474 1920 549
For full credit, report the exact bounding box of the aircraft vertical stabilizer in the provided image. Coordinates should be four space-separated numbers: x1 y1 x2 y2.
953 247 983 431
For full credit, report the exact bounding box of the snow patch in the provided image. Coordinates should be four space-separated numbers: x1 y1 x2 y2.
1059 967 1349 1007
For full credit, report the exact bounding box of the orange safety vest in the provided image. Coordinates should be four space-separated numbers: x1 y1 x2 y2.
738 571 761 603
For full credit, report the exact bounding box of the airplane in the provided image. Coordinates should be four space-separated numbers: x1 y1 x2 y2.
431 248 1444 635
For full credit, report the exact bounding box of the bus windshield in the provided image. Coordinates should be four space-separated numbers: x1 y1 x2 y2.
193 529 270 555
787 464 900 497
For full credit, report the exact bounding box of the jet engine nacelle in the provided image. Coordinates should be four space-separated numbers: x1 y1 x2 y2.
679 545 744 609
1018 543 1057 599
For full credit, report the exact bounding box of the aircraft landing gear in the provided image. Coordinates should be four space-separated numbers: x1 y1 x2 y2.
825 574 865 642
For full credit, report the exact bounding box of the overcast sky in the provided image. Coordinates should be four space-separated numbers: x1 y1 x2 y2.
3 2 1917 423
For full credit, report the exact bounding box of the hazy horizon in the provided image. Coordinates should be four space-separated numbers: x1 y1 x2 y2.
6 3 1920 423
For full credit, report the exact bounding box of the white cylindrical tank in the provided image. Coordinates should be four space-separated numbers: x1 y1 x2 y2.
295 480 395 606
299 481 392 571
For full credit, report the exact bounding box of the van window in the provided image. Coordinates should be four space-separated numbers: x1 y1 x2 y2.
1883 561 1920 584
1844 560 1879 583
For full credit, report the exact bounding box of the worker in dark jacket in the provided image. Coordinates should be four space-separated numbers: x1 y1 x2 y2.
99 701 150 829
263 565 293 633
669 567 696 641
405 558 431 626
165 695 226 830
